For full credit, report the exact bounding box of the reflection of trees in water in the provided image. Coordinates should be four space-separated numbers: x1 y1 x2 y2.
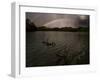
55 47 89 65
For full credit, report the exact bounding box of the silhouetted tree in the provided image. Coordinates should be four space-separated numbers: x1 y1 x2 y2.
26 18 37 32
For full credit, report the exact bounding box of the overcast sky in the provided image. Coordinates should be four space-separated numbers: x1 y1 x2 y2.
26 12 89 28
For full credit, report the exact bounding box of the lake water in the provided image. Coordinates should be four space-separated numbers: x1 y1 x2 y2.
26 31 89 67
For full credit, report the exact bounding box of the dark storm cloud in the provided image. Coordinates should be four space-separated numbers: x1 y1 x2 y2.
79 15 89 27
26 12 89 28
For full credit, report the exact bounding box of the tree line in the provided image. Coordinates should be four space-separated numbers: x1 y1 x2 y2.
26 18 89 32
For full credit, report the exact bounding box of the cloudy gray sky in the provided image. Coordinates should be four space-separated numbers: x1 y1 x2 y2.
26 12 89 28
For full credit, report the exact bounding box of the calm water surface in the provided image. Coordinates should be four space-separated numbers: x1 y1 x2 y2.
26 31 89 67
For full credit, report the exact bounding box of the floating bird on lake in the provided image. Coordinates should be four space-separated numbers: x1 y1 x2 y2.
42 41 56 47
